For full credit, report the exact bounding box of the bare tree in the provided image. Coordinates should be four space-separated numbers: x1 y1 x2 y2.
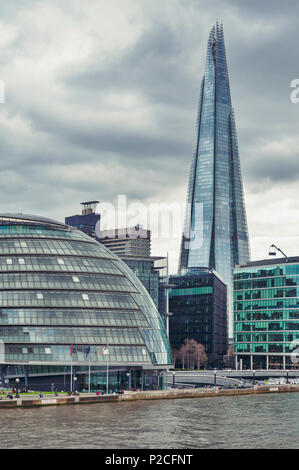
177 343 187 369
171 348 179 368
177 339 208 370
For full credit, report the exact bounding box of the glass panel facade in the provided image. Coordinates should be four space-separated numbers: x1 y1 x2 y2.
178 23 250 337
0 214 172 374
233 261 299 361
169 271 227 364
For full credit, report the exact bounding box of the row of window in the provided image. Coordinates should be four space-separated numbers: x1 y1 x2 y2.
234 276 299 290
234 264 299 280
234 287 298 300
0 256 121 275
3 345 151 363
235 310 299 321
0 308 149 328
170 286 213 297
235 322 299 331
234 333 299 342
0 224 86 241
0 326 144 344
0 272 137 293
0 239 112 259
233 344 296 353
234 299 299 310
0 291 138 309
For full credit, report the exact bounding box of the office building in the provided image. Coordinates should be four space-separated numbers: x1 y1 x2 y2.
169 269 227 365
233 257 299 370
98 225 151 257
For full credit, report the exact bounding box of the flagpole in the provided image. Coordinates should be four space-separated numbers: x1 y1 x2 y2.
88 354 91 393
70 353 73 393
106 359 109 395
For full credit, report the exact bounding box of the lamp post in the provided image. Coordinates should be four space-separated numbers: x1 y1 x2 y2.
73 376 77 394
214 369 217 387
286 370 289 385
159 253 176 338
126 372 131 390
269 244 288 262
172 371 176 388
15 378 20 397
252 370 256 386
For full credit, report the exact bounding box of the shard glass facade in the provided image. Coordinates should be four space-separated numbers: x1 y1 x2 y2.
179 23 250 335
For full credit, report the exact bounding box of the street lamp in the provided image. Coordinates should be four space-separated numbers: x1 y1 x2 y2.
159 252 176 338
15 378 20 397
126 372 131 390
252 370 256 386
73 376 77 394
286 370 289 385
172 371 176 389
214 369 217 387
269 244 288 262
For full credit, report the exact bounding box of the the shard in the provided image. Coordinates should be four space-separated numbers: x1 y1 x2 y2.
178 23 250 336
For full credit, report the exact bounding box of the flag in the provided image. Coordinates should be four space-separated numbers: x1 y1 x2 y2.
101 344 109 355
86 345 91 358
70 344 73 356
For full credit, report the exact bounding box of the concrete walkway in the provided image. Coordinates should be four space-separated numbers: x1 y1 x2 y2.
0 384 299 408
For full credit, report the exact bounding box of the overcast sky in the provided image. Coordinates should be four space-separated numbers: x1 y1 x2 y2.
0 0 298 273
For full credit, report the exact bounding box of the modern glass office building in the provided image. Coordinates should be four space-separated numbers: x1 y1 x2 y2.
178 23 250 336
121 255 167 317
233 257 299 370
99 226 151 258
169 269 227 366
0 214 172 391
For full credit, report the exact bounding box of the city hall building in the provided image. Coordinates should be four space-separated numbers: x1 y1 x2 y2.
0 214 172 392
233 257 299 370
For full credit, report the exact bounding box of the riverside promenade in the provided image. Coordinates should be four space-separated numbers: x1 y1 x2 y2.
1 384 299 408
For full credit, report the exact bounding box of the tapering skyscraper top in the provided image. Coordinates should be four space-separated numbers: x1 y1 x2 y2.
178 23 250 335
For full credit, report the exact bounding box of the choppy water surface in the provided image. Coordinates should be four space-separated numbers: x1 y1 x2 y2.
0 393 298 448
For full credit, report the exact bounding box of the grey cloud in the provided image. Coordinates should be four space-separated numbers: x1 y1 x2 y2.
0 0 298 262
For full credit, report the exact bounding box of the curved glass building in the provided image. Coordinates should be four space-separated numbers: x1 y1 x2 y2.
0 214 172 392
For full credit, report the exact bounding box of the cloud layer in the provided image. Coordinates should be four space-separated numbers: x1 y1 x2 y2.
0 0 298 272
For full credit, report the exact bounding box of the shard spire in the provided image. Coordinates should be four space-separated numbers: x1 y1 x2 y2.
178 24 250 336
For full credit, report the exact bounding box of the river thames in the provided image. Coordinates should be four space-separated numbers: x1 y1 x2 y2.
0 393 298 448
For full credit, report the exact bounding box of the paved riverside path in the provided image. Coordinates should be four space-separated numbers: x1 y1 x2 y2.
1 384 299 408
165 370 299 387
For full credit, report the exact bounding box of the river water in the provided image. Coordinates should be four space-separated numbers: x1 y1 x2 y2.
0 393 298 449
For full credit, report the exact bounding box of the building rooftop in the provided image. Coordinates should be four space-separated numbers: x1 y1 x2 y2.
0 213 65 228
235 256 299 269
